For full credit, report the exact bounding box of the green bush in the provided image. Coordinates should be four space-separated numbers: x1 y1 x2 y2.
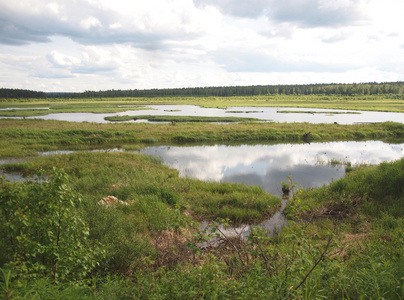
0 167 102 282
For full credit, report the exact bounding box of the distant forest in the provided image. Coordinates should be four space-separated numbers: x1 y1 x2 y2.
2 82 404 99
0 88 46 99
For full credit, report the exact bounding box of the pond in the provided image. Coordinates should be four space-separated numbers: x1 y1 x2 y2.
17 105 404 124
141 140 404 237
141 140 404 195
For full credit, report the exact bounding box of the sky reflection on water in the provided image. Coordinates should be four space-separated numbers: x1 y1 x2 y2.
18 105 404 124
141 141 404 196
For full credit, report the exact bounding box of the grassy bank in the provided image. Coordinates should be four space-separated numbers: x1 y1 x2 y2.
1 119 404 158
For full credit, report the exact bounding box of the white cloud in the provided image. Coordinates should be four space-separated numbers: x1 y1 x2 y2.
80 16 102 29
46 2 60 14
321 31 350 43
109 22 122 29
194 0 368 27
47 51 81 67
0 0 403 91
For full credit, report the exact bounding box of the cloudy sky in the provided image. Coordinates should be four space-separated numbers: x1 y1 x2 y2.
1 0 404 92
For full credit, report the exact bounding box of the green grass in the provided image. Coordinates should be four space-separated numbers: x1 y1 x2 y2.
225 110 263 113
277 110 361 114
0 102 150 117
1 151 280 224
105 115 260 122
285 157 404 219
1 119 403 158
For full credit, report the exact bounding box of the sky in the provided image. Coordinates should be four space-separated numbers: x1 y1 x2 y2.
1 0 404 92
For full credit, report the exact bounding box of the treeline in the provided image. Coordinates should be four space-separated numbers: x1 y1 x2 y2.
2 82 404 99
0 88 46 98
47 81 404 98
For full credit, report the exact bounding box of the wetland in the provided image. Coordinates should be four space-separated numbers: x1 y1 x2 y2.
1 95 403 299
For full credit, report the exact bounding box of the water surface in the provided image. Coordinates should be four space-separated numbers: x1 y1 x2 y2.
141 141 404 195
14 105 404 124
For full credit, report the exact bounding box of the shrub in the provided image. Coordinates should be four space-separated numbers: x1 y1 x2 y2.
0 167 102 282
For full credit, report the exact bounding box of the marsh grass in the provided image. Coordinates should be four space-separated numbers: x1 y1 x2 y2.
225 110 262 113
1 151 280 224
1 94 404 112
182 180 280 223
277 110 361 114
314 157 351 167
104 115 260 122
279 158 404 299
1 119 403 158
0 102 150 117
285 157 404 220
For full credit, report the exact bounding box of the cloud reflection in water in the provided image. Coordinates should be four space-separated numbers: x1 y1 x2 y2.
142 141 404 195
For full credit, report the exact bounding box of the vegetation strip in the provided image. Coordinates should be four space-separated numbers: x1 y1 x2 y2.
1 119 404 158
1 93 404 113
0 103 150 117
225 110 263 113
104 115 260 122
276 110 361 114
